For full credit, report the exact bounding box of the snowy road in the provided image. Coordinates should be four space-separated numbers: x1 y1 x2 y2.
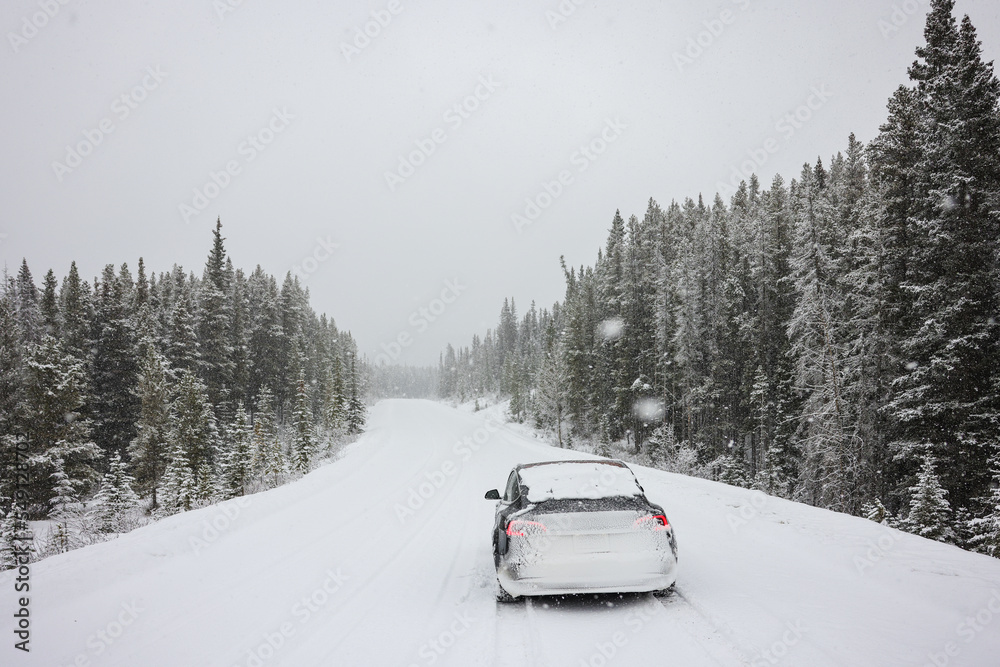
5 399 1000 666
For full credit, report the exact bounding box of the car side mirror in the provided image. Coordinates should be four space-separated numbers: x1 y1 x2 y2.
484 489 501 500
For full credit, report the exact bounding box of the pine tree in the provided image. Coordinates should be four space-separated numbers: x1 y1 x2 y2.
91 265 140 462
0 283 25 502
128 346 171 509
14 258 40 345
198 219 235 409
222 404 253 497
323 353 346 433
90 453 141 533
247 268 283 409
886 0 1000 512
47 457 86 553
787 161 857 513
229 265 250 411
23 335 101 514
251 387 284 487
59 261 92 361
291 377 315 472
40 269 59 337
157 442 196 516
165 370 219 506
345 355 366 435
535 326 570 447
166 290 201 376
968 449 1000 557
712 454 749 489
906 454 956 544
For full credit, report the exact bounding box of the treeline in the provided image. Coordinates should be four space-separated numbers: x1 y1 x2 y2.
0 220 366 560
440 0 1000 556
368 364 438 400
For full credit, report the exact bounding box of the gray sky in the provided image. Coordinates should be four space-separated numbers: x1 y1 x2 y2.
2 0 999 366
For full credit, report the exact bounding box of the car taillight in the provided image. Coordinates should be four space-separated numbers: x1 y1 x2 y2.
506 520 548 537
634 514 670 531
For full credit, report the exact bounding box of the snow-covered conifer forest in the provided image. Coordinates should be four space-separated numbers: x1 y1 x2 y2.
439 1 1000 559
0 220 367 564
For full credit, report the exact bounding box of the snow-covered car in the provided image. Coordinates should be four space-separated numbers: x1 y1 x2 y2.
484 459 678 601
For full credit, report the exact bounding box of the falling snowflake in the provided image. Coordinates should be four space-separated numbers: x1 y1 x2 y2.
597 317 625 342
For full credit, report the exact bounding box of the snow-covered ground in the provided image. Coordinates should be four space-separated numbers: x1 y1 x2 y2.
4 399 1000 666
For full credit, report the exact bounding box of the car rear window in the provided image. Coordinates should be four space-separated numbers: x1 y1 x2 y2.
519 462 643 502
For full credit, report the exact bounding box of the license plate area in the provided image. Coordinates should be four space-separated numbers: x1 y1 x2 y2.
574 534 610 553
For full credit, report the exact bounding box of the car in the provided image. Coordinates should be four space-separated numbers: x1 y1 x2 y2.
484 459 678 601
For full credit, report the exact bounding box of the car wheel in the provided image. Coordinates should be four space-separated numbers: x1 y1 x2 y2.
652 584 675 598
495 578 518 603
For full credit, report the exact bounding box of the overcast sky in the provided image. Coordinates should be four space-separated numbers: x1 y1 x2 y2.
2 0 999 366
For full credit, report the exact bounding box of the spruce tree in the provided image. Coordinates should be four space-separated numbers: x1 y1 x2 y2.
91 265 140 461
222 404 253 497
886 0 1000 511
787 161 856 513
345 355 366 435
968 450 1000 557
198 219 235 409
0 284 25 501
906 454 956 544
323 353 346 433
166 370 219 505
59 261 92 361
291 377 315 472
157 442 196 516
251 387 284 487
166 291 201 376
90 453 141 533
535 327 570 447
14 258 40 345
48 457 86 553
23 335 101 514
40 269 59 337
128 346 171 509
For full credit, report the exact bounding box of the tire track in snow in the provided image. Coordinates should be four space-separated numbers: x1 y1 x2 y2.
292 435 480 664
655 589 752 666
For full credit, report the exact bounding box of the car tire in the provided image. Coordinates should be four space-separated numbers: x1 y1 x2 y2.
652 584 675 598
495 578 518 603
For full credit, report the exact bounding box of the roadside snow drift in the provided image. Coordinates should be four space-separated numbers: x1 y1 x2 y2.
4 399 1000 667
